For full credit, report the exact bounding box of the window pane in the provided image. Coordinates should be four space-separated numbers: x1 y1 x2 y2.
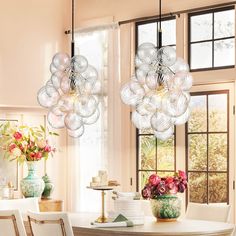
191 13 212 41
162 19 176 46
138 23 157 46
191 42 212 69
188 95 207 132
209 173 227 203
139 136 156 170
139 128 154 135
209 94 227 132
214 39 235 67
157 137 174 170
209 134 227 171
188 134 207 171
189 172 207 203
139 171 155 190
214 9 235 38
157 171 174 177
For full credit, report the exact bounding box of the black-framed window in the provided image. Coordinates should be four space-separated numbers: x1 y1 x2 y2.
189 6 235 71
186 91 229 204
136 16 176 48
136 17 177 191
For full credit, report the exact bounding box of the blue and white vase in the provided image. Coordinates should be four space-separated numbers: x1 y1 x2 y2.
20 161 45 198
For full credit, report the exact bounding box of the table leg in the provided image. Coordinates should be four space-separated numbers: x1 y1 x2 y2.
95 190 108 223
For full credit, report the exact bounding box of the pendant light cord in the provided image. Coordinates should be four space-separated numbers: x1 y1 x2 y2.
71 0 75 57
158 0 162 48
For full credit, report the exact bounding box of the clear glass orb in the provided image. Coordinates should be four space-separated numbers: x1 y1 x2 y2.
50 63 58 74
83 108 100 125
130 81 145 96
37 87 58 108
137 43 157 64
47 109 65 129
173 72 193 91
60 76 71 94
120 82 144 106
135 55 144 68
64 111 83 131
146 70 159 90
136 100 152 116
162 91 189 117
74 95 97 118
51 71 65 89
45 84 60 99
154 126 174 141
172 107 190 125
57 94 76 112
157 46 176 67
52 53 70 71
71 55 88 73
131 111 151 129
150 111 172 132
135 64 151 85
81 65 98 85
148 93 163 111
50 105 65 116
170 57 189 73
68 125 84 138
91 80 102 94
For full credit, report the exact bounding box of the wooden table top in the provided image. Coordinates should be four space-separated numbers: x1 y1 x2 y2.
69 213 235 236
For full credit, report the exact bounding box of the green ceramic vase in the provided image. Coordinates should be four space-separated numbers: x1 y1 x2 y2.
41 174 54 199
20 161 45 198
150 195 181 221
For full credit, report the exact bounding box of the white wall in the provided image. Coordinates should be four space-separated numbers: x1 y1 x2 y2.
0 0 69 107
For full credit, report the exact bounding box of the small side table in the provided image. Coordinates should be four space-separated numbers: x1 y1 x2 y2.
39 199 64 212
87 186 114 223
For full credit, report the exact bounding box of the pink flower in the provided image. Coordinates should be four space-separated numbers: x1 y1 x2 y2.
44 145 51 152
13 132 22 140
165 177 174 184
9 143 17 152
11 147 21 157
148 174 161 186
35 152 42 160
142 186 151 199
178 170 187 180
37 140 47 149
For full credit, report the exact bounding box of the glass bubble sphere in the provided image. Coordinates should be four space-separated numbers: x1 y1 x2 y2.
74 95 97 118
51 71 65 89
135 64 151 85
81 65 98 85
37 87 58 108
162 91 189 117
157 46 176 67
132 111 151 130
47 109 65 129
173 72 193 91
154 126 174 141
50 63 58 74
172 108 190 125
151 111 172 132
71 55 88 73
120 82 144 106
171 57 190 73
83 108 100 125
65 111 83 131
146 70 159 90
52 53 70 71
137 43 157 64
60 76 71 94
57 94 76 112
68 125 84 138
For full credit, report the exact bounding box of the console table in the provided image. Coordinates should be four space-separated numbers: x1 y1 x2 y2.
24 213 235 236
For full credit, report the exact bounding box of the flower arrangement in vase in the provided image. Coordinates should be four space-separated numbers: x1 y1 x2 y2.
142 171 187 221
0 122 57 198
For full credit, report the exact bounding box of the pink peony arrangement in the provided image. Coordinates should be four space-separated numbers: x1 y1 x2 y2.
142 171 187 199
0 122 58 163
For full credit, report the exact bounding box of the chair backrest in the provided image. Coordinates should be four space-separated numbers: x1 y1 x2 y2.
27 211 74 236
0 198 39 220
185 203 231 223
0 209 27 236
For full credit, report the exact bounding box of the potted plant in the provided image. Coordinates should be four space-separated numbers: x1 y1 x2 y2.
0 122 57 198
142 171 187 221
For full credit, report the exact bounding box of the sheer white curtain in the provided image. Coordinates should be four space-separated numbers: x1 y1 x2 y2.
66 24 120 213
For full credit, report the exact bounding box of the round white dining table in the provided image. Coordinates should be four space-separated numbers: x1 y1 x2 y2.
69 213 235 236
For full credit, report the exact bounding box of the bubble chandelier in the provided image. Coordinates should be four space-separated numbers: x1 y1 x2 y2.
37 0 101 138
120 0 192 141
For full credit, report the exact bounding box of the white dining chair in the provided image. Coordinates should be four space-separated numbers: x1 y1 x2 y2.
27 211 74 236
0 197 39 220
0 209 27 236
185 202 231 223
